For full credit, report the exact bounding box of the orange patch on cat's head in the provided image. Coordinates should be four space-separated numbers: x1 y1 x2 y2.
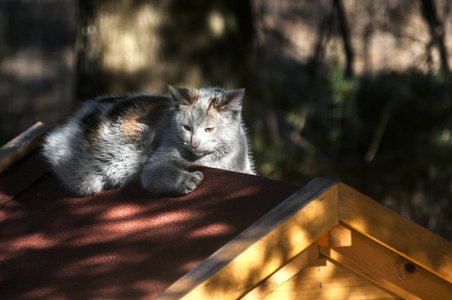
168 85 199 106
209 88 245 114
188 90 199 105
206 97 222 118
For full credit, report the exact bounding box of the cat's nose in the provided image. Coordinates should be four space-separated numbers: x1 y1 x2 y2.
191 142 199 150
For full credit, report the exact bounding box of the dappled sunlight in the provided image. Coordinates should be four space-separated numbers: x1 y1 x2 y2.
99 204 143 220
54 252 126 278
1 0 450 244
0 50 62 80
0 151 300 299
22 287 58 300
5 232 59 252
1 1 450 299
208 10 226 38
187 222 235 239
100 4 161 74
157 179 337 299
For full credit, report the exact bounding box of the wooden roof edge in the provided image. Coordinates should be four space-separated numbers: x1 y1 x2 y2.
0 121 53 174
158 179 452 299
337 182 452 284
156 177 340 300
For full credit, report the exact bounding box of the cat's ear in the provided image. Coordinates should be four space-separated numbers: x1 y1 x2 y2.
223 88 245 112
168 85 198 107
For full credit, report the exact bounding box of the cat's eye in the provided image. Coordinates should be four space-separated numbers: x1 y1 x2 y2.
205 127 215 133
183 125 191 131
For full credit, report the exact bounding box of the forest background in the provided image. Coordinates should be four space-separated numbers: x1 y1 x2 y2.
0 0 451 240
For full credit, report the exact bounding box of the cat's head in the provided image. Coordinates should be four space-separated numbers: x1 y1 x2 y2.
168 85 245 156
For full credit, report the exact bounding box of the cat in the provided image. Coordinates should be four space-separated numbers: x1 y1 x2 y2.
43 86 254 196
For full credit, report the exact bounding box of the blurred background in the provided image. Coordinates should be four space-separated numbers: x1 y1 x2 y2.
0 0 451 240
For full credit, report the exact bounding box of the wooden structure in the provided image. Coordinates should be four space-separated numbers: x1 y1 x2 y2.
1 123 451 299
159 179 452 300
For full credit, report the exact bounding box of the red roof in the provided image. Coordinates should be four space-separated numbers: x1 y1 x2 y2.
0 149 299 299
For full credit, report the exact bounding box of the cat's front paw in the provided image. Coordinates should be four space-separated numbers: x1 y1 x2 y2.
178 171 204 194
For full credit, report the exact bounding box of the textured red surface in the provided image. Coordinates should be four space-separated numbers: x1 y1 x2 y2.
0 150 300 299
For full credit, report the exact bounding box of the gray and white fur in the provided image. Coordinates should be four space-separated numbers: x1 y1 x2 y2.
43 86 254 196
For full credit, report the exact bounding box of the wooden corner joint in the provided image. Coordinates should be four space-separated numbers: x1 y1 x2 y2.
315 223 352 249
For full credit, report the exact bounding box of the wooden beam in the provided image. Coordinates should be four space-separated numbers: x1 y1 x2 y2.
338 183 452 284
242 225 353 300
321 226 452 300
307 244 327 267
0 122 52 174
156 178 339 300
241 244 330 300
259 259 399 300
240 244 314 300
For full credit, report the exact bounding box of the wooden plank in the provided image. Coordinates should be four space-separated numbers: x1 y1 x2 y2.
321 226 452 300
307 244 327 267
338 182 452 283
156 178 339 300
240 245 312 300
0 122 52 174
262 259 400 300
241 243 331 300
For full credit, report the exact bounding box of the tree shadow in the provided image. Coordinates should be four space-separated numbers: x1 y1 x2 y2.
0 149 300 299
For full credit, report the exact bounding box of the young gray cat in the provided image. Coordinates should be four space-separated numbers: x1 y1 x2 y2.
43 86 254 196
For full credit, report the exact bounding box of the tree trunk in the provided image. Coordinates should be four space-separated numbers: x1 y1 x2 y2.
420 0 450 75
333 0 354 78
75 0 254 101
